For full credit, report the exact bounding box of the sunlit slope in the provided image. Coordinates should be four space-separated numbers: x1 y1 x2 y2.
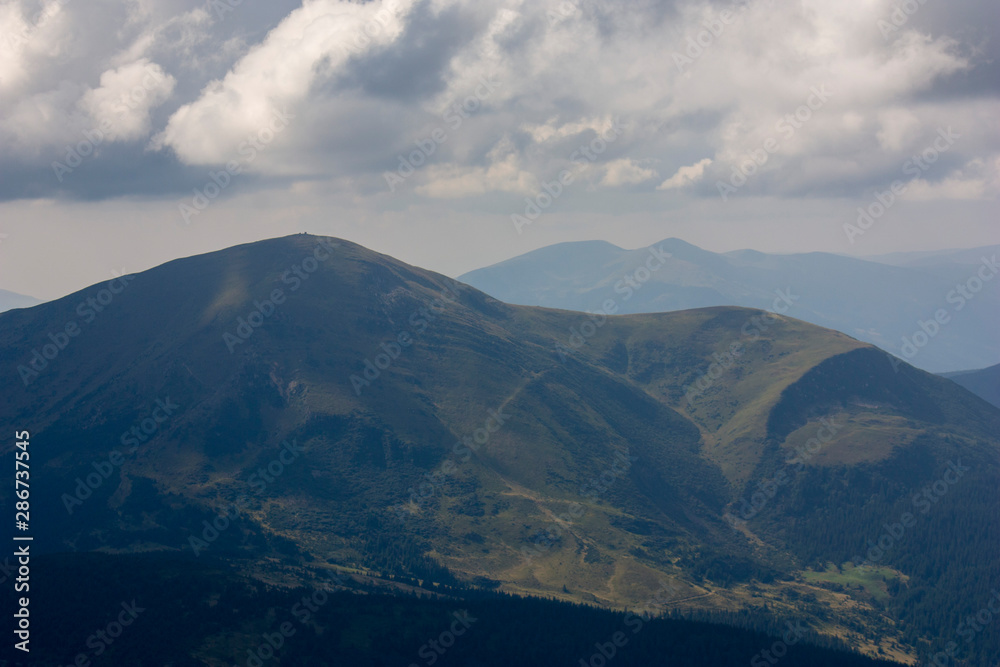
1 234 997 663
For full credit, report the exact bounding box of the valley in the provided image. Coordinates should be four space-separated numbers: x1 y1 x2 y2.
1 235 997 665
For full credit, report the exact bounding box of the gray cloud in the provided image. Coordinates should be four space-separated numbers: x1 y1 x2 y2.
0 0 998 303
4 0 998 204
334 1 490 101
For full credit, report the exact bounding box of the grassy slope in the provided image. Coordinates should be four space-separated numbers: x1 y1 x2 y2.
1 235 997 663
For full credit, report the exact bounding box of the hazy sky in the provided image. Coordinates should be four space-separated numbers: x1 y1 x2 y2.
1 0 998 300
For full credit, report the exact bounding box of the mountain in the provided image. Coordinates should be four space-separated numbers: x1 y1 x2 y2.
942 363 1000 409
0 288 42 312
862 244 1000 269
458 239 1000 373
1 234 998 665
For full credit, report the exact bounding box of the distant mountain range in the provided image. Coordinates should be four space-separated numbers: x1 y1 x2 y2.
0 288 42 312
862 244 1000 270
942 363 1000 409
1 235 997 664
459 239 999 373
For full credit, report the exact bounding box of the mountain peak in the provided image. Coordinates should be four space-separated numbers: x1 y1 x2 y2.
0 288 44 313
3 235 1000 665
460 238 1000 373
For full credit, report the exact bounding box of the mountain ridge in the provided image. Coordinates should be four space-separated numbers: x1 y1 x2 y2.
0 288 43 313
941 363 1000 409
2 234 997 664
459 238 1000 373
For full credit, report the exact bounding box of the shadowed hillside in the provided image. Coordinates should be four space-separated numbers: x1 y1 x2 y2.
1 234 997 665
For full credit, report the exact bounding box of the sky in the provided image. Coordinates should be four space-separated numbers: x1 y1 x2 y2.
0 0 998 300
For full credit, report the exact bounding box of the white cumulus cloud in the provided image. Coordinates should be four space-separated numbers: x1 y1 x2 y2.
658 158 713 190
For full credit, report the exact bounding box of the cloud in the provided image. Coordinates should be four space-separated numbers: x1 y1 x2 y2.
0 0 298 165
522 116 619 144
600 158 658 187
414 135 537 198
0 0 997 209
658 158 712 190
0 0 74 96
875 108 922 152
907 156 1000 201
152 0 421 167
80 59 176 142
156 0 988 200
